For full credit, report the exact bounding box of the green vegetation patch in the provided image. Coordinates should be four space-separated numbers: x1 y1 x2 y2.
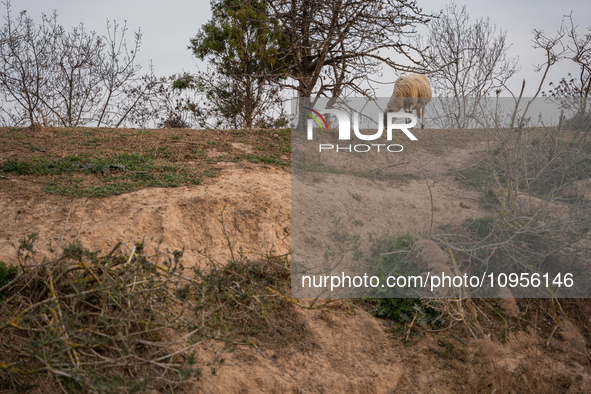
1 153 205 197
457 165 495 188
246 154 289 166
364 234 443 329
465 216 494 241
46 182 139 197
575 158 591 180
2 155 85 175
0 261 18 300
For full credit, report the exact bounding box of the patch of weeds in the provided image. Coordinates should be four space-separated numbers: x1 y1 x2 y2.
29 144 44 152
199 170 219 178
138 172 202 188
83 138 99 146
402 173 421 180
46 182 138 197
464 216 494 240
372 298 443 330
192 255 307 347
84 153 154 173
171 135 182 140
575 159 591 180
101 174 136 182
47 172 202 197
0 261 18 299
347 189 362 202
1 153 156 176
6 152 203 197
364 234 444 329
246 154 289 166
458 165 493 188
373 298 418 322
430 339 460 360
2 156 84 175
138 130 152 135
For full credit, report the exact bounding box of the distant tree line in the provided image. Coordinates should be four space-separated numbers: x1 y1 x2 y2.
1 0 588 130
0 1 192 129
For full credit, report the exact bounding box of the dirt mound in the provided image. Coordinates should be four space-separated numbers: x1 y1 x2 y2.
1 165 290 267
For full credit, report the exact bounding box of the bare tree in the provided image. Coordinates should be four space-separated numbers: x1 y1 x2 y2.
0 2 156 128
265 0 433 101
422 2 519 129
39 17 104 127
94 20 143 127
0 3 53 126
543 13 591 129
563 13 591 122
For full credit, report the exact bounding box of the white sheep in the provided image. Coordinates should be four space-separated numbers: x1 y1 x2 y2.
384 73 432 129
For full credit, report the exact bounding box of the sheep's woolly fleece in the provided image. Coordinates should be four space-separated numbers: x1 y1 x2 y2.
386 73 432 124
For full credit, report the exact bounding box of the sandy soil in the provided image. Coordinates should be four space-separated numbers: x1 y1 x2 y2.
1 127 591 393
1 164 291 267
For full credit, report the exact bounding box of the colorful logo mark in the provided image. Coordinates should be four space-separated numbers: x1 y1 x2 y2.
303 107 328 130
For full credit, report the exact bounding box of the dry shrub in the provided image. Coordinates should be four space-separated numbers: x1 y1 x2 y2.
430 119 591 299
0 234 200 393
0 232 303 393
191 255 312 351
159 115 190 129
420 116 591 386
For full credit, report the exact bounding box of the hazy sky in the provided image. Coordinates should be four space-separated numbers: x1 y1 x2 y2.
8 0 591 97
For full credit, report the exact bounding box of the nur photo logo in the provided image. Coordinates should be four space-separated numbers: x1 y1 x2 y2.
303 105 419 153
